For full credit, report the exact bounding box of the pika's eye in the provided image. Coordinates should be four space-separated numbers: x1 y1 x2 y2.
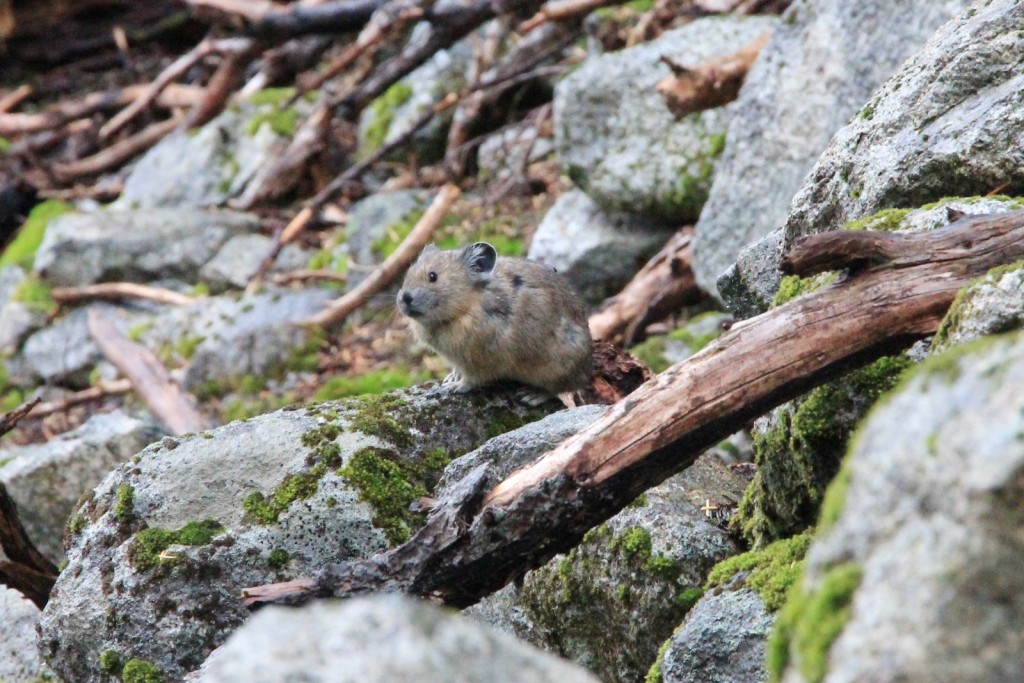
428 271 438 283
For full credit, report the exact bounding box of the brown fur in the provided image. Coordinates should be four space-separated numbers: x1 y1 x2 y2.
396 243 592 396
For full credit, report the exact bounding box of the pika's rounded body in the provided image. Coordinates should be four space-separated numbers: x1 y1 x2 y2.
397 242 592 399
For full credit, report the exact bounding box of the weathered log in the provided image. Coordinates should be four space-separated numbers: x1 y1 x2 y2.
657 33 769 117
588 227 702 345
0 480 58 609
87 309 211 435
244 209 1024 608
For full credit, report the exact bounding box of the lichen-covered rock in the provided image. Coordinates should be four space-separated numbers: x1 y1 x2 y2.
189 594 600 683
0 585 57 683
39 385 552 682
932 259 1024 352
772 331 1024 683
198 234 311 292
692 0 970 296
33 208 260 287
555 15 775 222
0 410 164 563
783 0 1024 243
653 586 774 683
469 454 746 683
0 265 46 354
526 189 673 305
120 89 310 208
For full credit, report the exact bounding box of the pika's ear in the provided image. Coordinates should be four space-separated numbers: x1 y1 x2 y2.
460 242 497 279
421 243 438 254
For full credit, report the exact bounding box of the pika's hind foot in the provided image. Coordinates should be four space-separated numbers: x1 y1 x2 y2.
515 387 556 407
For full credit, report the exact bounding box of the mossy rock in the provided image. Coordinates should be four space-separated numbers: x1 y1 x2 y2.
733 355 912 548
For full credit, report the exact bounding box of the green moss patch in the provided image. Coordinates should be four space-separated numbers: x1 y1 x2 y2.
933 260 1024 349
705 532 811 611
630 336 669 373
734 355 911 548
121 657 165 683
244 421 343 524
11 274 54 313
114 484 135 522
314 367 424 402
129 520 224 572
99 649 122 675
767 563 862 683
346 392 415 448
338 445 453 545
842 207 910 232
267 548 290 569
772 272 839 308
0 199 73 269
362 81 413 157
372 207 425 258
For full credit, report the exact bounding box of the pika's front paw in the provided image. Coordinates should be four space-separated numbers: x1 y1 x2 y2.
442 371 473 393
515 387 556 407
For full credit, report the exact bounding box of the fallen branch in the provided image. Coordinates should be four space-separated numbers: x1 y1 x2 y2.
52 283 194 307
244 209 1024 607
271 269 349 285
588 227 702 345
24 380 133 420
0 480 58 609
187 0 385 39
87 309 211 435
0 84 32 113
304 183 461 329
0 398 41 438
657 33 769 117
52 116 182 183
517 0 621 33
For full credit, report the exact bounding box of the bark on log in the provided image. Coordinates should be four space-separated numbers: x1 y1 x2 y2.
244 209 1024 608
0 481 58 609
657 33 769 117
87 309 211 435
588 227 702 345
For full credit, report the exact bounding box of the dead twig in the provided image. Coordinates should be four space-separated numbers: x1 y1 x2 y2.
657 33 769 117
87 309 211 435
271 269 349 285
52 116 183 183
0 84 32 113
52 283 195 307
0 398 41 439
25 381 133 420
305 183 460 329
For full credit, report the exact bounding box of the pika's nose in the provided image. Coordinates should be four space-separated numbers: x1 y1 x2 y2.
400 291 412 305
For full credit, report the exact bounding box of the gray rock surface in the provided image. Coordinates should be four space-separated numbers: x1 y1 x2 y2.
191 594 600 683
198 233 311 291
18 303 155 387
477 124 554 183
38 385 554 682
34 208 259 287
0 585 54 683
777 331 1024 682
555 15 775 222
468 454 746 683
357 35 472 161
693 0 970 296
783 0 1024 243
716 228 784 320
933 260 1024 353
138 288 333 391
0 265 46 354
120 95 307 208
526 189 673 305
658 586 773 683
0 410 165 563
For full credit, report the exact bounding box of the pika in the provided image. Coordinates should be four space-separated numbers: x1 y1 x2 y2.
396 242 592 405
